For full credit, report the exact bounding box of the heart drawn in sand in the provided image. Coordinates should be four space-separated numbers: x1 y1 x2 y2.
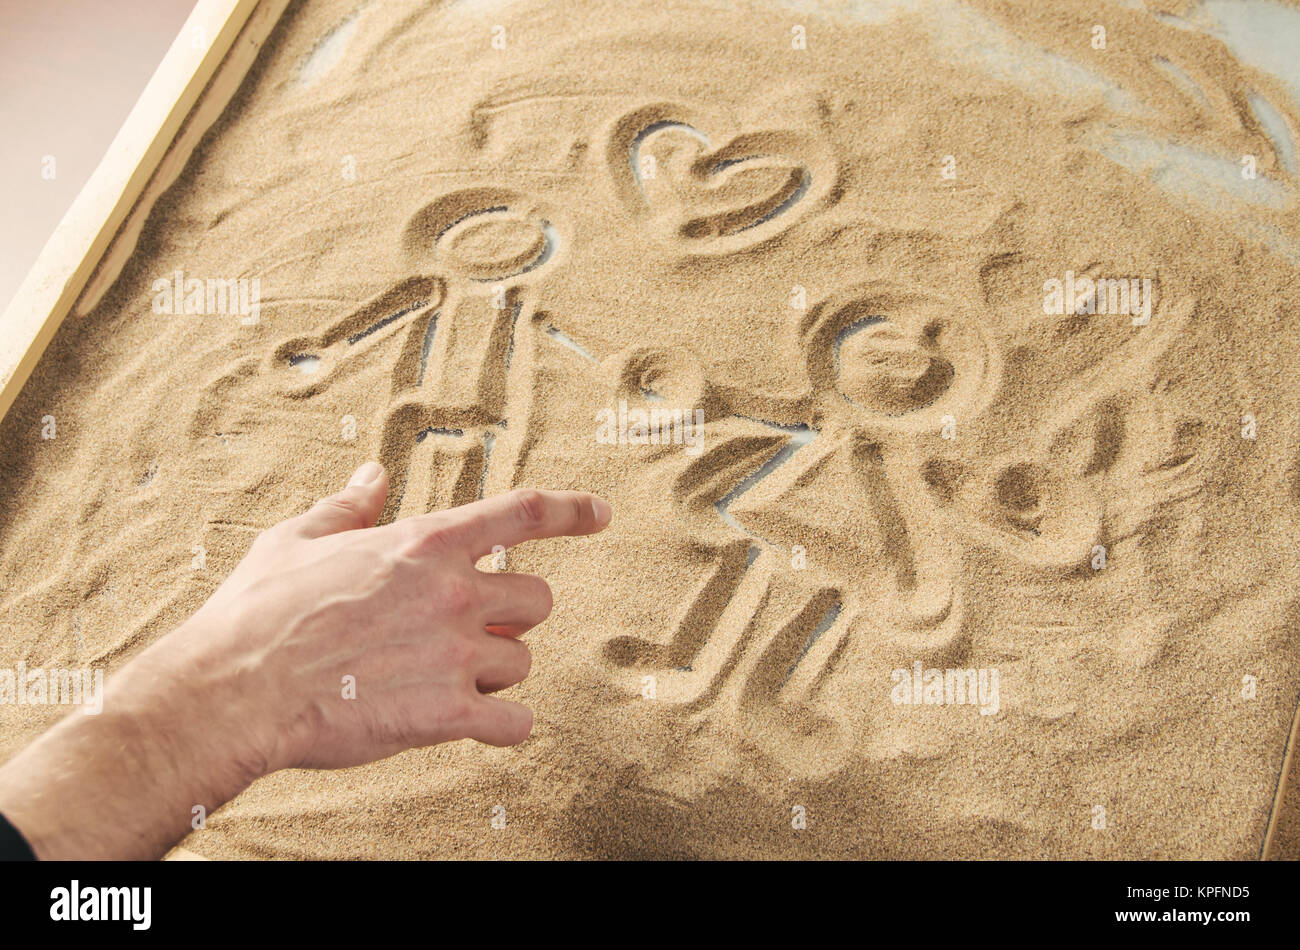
614 110 836 253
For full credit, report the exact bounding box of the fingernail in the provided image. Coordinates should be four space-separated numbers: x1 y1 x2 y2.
349 461 383 487
591 497 612 526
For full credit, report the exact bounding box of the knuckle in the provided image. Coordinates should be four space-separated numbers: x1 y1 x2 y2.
440 694 475 738
405 514 458 558
435 573 478 616
317 494 361 520
511 488 547 528
566 492 585 528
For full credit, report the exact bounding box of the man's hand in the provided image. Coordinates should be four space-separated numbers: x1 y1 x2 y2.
0 463 611 859
196 461 610 769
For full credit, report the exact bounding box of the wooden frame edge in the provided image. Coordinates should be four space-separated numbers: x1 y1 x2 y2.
0 0 288 425
1263 688 1300 859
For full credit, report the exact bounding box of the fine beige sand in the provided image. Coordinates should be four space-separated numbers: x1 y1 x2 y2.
3 0 1300 859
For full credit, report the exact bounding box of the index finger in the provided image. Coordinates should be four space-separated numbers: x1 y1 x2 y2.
423 488 612 559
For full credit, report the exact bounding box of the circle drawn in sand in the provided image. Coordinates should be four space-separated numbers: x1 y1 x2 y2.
402 187 558 283
439 210 548 280
802 285 999 430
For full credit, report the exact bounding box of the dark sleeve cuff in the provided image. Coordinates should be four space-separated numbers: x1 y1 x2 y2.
0 812 37 861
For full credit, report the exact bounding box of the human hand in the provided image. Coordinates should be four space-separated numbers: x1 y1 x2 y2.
0 463 610 859
191 462 612 771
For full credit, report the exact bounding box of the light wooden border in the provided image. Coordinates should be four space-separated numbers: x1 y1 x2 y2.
0 0 289 424
1263 692 1300 859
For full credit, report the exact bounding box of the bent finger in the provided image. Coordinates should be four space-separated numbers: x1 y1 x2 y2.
474 635 532 693
464 695 533 746
475 572 553 633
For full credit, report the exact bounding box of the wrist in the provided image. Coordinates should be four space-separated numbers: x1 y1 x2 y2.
0 608 278 860
136 608 280 795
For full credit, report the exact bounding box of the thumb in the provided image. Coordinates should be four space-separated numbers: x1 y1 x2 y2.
296 462 389 538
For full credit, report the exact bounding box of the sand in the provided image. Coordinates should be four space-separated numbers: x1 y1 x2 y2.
2 0 1300 859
